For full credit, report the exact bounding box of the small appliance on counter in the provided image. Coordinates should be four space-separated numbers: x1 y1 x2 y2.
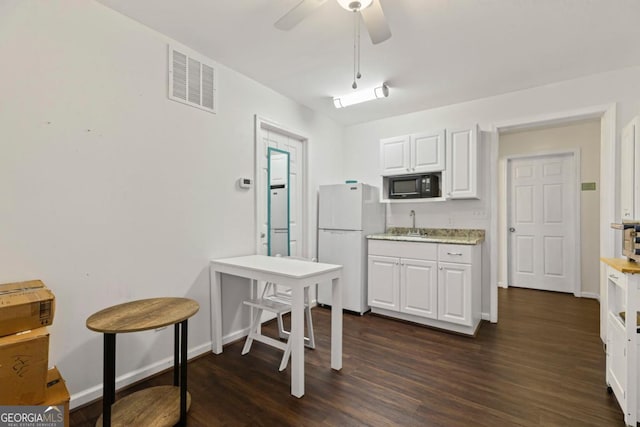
317 183 385 314
611 221 640 262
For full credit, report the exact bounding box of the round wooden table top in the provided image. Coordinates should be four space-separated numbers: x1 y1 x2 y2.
86 297 199 334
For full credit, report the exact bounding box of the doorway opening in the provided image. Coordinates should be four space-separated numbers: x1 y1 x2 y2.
489 104 616 323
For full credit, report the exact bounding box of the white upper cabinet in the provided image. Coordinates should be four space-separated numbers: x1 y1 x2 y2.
445 125 479 199
412 130 446 173
380 130 445 176
380 135 410 176
620 116 640 220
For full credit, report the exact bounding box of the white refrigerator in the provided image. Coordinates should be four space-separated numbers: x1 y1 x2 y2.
317 183 385 314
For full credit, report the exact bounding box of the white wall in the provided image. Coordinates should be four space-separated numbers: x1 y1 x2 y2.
0 0 343 407
498 120 601 296
343 66 640 316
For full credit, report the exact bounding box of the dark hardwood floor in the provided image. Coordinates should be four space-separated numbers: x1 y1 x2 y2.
70 288 625 426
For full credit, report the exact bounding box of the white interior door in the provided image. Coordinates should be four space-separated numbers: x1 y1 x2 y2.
257 124 304 257
508 153 577 293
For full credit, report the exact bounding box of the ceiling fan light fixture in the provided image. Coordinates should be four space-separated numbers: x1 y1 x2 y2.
336 0 373 12
333 83 389 108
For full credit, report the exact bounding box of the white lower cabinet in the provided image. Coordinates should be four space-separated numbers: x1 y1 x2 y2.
368 239 481 335
401 258 438 318
607 313 627 401
438 262 472 326
368 255 400 311
602 261 640 426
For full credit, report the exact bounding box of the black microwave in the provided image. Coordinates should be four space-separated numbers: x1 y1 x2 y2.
389 174 440 199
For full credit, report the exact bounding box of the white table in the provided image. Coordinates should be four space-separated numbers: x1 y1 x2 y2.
209 254 343 398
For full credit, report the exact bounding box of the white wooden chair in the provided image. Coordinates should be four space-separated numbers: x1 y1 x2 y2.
241 257 316 371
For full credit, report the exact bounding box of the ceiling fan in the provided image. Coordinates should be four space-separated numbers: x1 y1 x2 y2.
275 0 392 45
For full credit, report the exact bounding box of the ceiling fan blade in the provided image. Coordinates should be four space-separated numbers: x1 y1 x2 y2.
274 0 328 31
360 0 391 44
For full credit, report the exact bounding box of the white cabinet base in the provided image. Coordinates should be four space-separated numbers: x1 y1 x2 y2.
368 239 482 336
602 260 640 427
370 306 482 336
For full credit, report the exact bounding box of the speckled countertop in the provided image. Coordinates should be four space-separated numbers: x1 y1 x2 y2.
367 227 485 245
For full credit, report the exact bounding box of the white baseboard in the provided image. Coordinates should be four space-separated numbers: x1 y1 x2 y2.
580 292 600 300
69 341 212 410
481 312 492 321
498 281 508 289
222 327 250 346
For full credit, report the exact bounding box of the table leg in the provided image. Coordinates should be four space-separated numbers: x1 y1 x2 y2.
173 323 180 386
331 276 342 371
251 279 260 335
103 333 116 427
290 286 305 398
210 269 223 354
179 319 188 426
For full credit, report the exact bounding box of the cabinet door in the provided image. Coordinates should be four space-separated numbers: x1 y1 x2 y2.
445 125 478 199
411 130 445 173
368 255 400 310
400 258 437 319
437 262 472 326
621 118 638 220
380 135 410 176
607 314 627 402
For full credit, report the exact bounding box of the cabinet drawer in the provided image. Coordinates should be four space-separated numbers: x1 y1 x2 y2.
606 265 627 288
438 244 472 264
368 240 437 260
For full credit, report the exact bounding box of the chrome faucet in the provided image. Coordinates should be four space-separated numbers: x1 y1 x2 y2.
407 210 420 236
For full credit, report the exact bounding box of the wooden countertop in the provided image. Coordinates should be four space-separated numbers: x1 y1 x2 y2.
86 297 199 333
601 257 640 274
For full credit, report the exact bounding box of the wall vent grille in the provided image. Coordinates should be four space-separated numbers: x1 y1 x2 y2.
168 44 217 114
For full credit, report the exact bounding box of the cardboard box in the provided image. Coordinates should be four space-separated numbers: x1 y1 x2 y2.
0 280 55 337
43 366 70 427
0 327 49 404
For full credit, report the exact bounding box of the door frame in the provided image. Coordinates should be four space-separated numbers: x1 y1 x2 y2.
503 149 581 296
489 103 617 323
254 115 309 258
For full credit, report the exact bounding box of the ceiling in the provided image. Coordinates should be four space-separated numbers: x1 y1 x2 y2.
97 0 640 126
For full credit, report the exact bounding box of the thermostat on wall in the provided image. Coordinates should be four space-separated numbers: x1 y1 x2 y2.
238 177 253 189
